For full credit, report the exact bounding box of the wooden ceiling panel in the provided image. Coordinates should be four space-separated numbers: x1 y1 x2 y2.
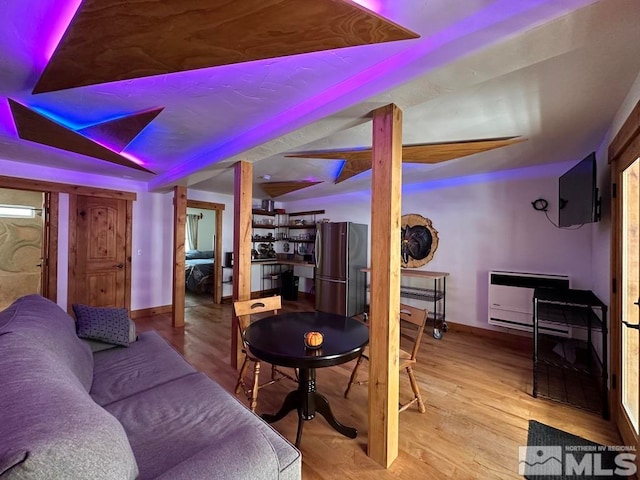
336 157 372 183
33 0 419 93
401 137 526 163
287 136 526 183
78 108 164 152
261 180 323 198
8 99 154 173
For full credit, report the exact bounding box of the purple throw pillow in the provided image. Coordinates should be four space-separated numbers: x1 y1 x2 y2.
73 304 131 347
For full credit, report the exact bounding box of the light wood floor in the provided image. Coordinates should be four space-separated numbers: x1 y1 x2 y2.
134 292 620 479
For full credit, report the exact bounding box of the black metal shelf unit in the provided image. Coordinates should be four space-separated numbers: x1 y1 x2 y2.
532 288 608 419
399 285 446 323
363 269 449 339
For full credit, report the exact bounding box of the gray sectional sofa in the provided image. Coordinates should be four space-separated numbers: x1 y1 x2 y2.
0 295 301 479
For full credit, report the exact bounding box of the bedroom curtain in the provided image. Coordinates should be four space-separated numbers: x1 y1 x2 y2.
186 214 200 250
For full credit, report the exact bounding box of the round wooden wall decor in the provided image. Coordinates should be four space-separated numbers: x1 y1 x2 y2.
401 214 439 268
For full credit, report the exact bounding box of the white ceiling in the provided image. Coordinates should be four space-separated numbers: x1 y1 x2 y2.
1 0 639 201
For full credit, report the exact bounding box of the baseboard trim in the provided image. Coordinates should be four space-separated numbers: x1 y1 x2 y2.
131 305 172 319
222 291 316 303
446 321 533 344
294 291 315 302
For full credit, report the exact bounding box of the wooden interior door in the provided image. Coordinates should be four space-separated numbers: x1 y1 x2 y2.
69 195 131 310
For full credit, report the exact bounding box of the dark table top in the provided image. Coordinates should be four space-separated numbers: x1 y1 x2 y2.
244 311 369 369
533 287 606 308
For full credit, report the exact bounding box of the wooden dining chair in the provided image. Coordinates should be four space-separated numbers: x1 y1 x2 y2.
233 295 296 412
344 303 428 413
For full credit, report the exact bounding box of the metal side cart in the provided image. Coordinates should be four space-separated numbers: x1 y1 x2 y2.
362 269 449 339
532 288 608 419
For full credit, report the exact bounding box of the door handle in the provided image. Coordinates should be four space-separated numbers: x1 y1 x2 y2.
113 263 124 269
315 228 321 268
622 320 640 330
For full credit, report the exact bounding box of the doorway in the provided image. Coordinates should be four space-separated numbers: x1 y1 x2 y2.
185 203 218 309
611 98 640 458
0 188 44 309
621 157 639 434
614 155 639 451
172 193 225 327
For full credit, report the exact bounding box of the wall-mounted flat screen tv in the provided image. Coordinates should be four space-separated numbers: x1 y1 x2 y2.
558 151 599 228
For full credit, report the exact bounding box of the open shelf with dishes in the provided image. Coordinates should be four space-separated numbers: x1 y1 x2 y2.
279 210 324 262
251 209 279 260
250 208 326 263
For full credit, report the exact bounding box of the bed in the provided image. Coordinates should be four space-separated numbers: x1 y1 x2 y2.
185 250 215 293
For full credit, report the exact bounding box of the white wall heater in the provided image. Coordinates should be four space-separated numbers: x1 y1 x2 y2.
488 271 571 337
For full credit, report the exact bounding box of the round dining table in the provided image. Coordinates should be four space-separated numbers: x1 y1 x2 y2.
243 310 369 447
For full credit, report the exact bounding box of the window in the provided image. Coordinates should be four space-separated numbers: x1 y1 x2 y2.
0 205 37 218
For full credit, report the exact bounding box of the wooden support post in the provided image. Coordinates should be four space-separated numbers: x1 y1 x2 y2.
368 104 403 468
214 209 223 304
172 185 187 328
232 161 253 369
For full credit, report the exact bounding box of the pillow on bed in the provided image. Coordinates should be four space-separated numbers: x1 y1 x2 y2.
73 304 132 347
186 250 214 260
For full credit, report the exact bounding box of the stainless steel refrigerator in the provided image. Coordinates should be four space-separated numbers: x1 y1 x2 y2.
315 222 368 317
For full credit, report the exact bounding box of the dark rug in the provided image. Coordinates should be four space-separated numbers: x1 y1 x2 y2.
521 420 632 479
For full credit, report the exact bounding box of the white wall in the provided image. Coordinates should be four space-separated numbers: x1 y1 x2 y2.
6 69 640 321
56 193 69 311
0 157 280 312
131 191 175 311
607 72 640 143
0 157 164 312
132 188 255 310
283 162 595 330
591 70 640 305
